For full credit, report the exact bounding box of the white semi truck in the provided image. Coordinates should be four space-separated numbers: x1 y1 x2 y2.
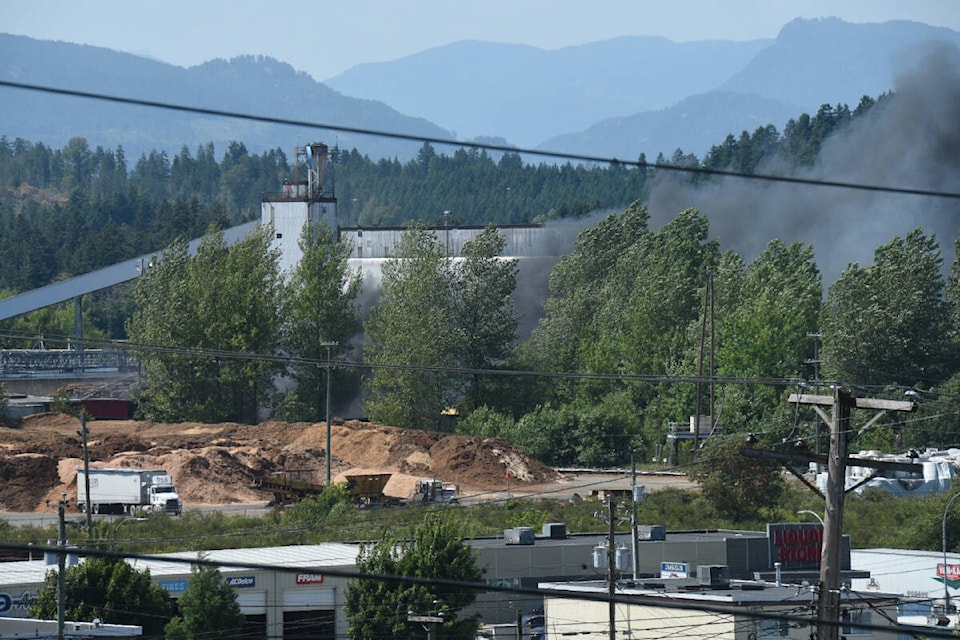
77 468 183 515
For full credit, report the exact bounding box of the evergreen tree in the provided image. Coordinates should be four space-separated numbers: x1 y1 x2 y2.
164 560 243 640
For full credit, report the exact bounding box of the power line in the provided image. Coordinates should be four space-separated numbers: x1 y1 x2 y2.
1 542 948 638
2 79 960 201
0 329 812 387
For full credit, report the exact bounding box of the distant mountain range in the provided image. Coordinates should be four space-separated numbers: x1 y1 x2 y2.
0 34 450 161
2 17 958 163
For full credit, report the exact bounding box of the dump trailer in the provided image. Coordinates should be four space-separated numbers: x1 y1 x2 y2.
251 470 326 506
77 468 182 515
343 473 393 506
252 471 394 506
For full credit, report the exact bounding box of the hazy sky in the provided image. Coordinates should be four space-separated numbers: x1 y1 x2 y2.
4 1 959 81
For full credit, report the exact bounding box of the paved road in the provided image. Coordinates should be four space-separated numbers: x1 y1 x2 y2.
1 475 692 525
462 471 695 503
0 502 274 528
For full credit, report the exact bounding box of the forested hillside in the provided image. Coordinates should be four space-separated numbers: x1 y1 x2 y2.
4 92 960 485
0 96 875 299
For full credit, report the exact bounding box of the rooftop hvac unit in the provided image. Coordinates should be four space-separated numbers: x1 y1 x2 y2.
504 527 535 545
542 522 567 539
638 525 666 541
698 565 731 588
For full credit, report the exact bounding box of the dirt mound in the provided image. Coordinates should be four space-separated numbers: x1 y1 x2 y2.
0 415 560 512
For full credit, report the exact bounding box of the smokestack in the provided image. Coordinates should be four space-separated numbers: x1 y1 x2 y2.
309 142 328 198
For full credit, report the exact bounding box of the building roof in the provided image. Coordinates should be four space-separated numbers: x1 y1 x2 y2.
851 548 960 598
0 616 141 638
0 543 361 587
468 529 767 550
539 579 900 605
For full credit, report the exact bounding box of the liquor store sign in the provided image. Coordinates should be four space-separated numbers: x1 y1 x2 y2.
767 523 823 569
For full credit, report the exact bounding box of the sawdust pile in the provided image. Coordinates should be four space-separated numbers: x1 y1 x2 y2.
0 414 559 512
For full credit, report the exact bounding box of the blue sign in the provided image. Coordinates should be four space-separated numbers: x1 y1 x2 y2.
228 576 256 588
158 580 188 593
660 562 689 578
0 591 38 613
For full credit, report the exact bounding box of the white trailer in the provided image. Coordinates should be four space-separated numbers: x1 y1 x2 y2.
77 468 183 515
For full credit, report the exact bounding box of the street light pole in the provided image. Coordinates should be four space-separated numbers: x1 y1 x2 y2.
45 492 68 640
443 210 451 257
798 510 825 526
943 491 960 614
321 341 338 486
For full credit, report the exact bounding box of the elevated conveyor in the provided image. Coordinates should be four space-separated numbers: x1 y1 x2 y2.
0 221 258 322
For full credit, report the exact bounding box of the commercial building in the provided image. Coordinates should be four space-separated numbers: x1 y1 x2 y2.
0 617 141 639
0 522 868 640
539 578 901 640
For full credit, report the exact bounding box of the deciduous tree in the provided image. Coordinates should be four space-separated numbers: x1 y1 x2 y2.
278 220 362 421
31 557 174 637
453 225 519 408
345 520 482 640
363 226 458 429
821 229 948 387
128 226 284 423
690 435 786 521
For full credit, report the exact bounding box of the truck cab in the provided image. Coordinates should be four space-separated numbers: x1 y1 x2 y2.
142 473 182 515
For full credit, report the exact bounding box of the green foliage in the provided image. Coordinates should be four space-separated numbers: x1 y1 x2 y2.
453 225 520 409
279 484 354 526
127 226 284 423
842 488 936 550
821 229 949 387
164 559 243 640
454 406 515 438
506 393 644 467
277 220 362 422
345 520 483 640
31 557 174 636
363 226 458 429
363 225 520 428
689 435 787 521
49 390 80 416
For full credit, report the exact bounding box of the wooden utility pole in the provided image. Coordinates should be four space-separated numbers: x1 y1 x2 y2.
607 497 616 640
818 386 853 640
789 389 916 640
693 268 714 455
80 414 92 531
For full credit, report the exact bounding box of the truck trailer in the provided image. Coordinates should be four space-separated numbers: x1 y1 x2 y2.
77 468 183 515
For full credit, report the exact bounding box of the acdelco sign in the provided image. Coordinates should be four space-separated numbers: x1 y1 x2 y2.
296 573 325 585
227 576 256 588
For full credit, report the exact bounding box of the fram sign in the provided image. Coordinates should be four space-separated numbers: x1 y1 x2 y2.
296 573 325 585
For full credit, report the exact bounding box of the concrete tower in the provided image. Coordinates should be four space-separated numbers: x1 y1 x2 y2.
261 142 337 275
